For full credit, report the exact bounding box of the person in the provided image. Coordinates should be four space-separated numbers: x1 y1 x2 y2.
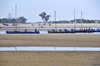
71 29 73 31
25 29 27 32
97 28 99 31
59 29 61 32
35 29 37 33
52 29 55 31
84 28 86 31
88 27 90 31
91 28 93 31
64 29 66 31
14 29 17 32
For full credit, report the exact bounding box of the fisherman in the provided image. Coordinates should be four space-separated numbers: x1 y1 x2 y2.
25 29 27 32
59 29 61 32
35 29 37 33
52 29 55 31
71 29 73 31
97 28 99 31
64 29 66 31
88 27 90 31
14 29 17 32
86 28 88 32
84 28 86 31
93 29 95 32
91 28 93 31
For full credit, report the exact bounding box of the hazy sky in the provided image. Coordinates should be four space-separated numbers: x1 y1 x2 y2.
0 0 100 22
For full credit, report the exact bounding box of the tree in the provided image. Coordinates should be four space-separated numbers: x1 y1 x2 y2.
18 16 27 23
2 18 8 23
0 19 2 23
39 12 50 25
11 18 16 23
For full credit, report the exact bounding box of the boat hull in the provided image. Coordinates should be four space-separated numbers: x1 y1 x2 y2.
48 30 75 33
6 31 40 34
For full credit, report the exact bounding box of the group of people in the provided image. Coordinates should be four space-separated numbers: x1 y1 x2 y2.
79 28 99 32
51 28 100 32
14 29 38 33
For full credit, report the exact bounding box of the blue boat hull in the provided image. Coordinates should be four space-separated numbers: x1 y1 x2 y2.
74 30 100 33
6 31 40 34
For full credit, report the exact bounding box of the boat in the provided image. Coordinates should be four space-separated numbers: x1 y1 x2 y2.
94 30 100 32
6 5 40 34
75 30 94 33
6 31 40 34
48 30 75 33
48 29 100 33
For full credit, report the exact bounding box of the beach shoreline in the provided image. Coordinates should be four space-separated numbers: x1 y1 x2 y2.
0 23 100 28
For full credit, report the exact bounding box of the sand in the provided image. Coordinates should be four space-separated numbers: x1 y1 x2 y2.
0 23 100 66
0 23 100 28
0 51 100 66
0 34 100 47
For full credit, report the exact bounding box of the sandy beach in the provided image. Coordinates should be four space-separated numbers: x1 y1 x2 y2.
0 51 100 66
0 23 100 28
0 23 100 66
0 23 100 32
0 34 100 47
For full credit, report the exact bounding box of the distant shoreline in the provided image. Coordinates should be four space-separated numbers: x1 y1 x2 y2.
0 23 100 28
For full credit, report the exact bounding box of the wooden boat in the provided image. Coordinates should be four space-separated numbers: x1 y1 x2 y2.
94 30 100 32
75 30 100 33
48 30 75 33
75 30 93 33
48 30 100 33
6 31 40 34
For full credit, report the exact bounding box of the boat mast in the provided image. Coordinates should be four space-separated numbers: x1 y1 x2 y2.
74 9 76 29
15 5 17 30
54 11 57 32
81 11 82 29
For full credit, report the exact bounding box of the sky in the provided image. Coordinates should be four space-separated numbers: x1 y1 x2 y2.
0 0 100 22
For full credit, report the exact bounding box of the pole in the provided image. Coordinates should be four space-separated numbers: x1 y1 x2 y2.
54 11 57 32
50 13 52 25
81 11 82 29
74 9 76 29
15 5 17 30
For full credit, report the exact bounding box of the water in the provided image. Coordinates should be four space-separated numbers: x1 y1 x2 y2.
0 31 100 34
0 47 100 51
40 31 48 34
0 31 6 34
2 27 100 29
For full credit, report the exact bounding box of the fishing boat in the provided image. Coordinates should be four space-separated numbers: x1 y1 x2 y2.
94 30 100 32
48 30 75 33
6 5 40 34
6 31 39 34
48 29 100 33
75 30 93 33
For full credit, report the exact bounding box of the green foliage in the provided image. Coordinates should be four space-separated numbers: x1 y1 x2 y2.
18 16 27 23
52 19 98 23
0 16 27 23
